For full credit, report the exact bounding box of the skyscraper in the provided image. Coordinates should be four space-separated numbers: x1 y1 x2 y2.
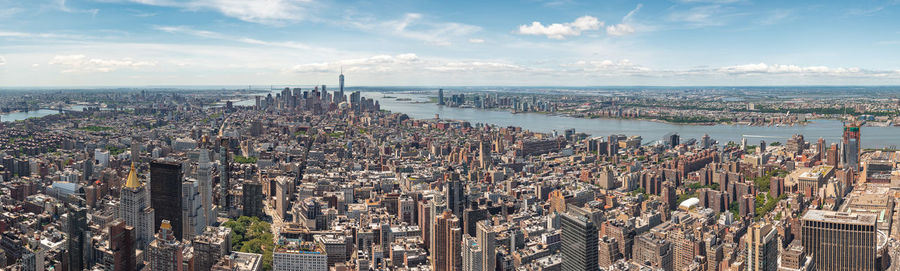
182 178 205 240
461 235 483 271
802 210 877 271
446 171 465 217
66 201 89 271
242 181 264 219
475 220 496 271
843 122 861 172
196 149 215 226
560 212 599 271
109 219 136 271
151 160 184 240
338 68 345 101
120 162 155 251
438 89 445 105
745 222 777 271
434 210 462 271
148 220 185 271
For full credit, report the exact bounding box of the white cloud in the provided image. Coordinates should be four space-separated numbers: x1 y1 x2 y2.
517 16 603 39
0 31 85 39
0 56 5 66
55 0 99 17
119 0 314 25
667 5 734 27
155 26 319 50
606 4 641 36
717 63 863 75
348 13 481 46
287 53 421 73
468 38 485 44
48 55 157 73
567 59 651 73
606 24 635 36
426 61 526 72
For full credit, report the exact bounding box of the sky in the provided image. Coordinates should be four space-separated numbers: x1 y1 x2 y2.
1 0 900 87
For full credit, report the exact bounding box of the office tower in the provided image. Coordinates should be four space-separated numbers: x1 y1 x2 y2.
148 220 184 271
463 207 488 236
109 220 136 271
218 144 231 209
478 141 490 169
843 122 861 171
817 137 826 160
419 200 433 251
446 172 465 217
461 235 483 271
120 163 156 251
242 182 264 218
560 212 599 271
827 143 840 167
475 220 496 271
338 69 345 101
151 161 184 240
182 178 205 240
759 140 767 153
746 222 777 271
438 89 445 105
701 134 712 149
193 226 232 271
434 210 462 271
802 210 877 271
197 149 215 226
66 202 89 271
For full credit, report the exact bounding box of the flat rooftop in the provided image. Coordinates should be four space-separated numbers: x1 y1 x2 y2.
802 210 877 226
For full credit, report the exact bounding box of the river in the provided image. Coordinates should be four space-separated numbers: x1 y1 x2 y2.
362 92 900 149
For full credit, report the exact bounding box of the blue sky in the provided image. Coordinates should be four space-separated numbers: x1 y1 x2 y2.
1 0 900 87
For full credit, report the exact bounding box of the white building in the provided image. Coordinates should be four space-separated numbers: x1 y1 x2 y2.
273 241 328 271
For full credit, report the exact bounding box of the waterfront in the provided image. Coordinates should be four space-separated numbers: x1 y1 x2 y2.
363 92 900 149
1 109 65 122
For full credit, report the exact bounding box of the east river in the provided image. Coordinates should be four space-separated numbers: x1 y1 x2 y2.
362 92 900 149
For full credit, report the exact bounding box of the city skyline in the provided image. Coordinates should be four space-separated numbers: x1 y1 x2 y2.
2 0 900 87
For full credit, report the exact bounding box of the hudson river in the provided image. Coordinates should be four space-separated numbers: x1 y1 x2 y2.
363 92 900 149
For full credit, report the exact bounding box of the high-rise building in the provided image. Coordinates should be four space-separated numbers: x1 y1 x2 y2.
418 200 433 251
242 182 265 219
560 212 599 271
338 68 345 101
843 122 861 172
745 222 778 271
446 172 465 217
151 161 184 240
120 163 156 251
434 210 462 271
182 178 205 241
475 220 496 271
109 220 136 271
438 89 445 105
461 235 483 271
196 149 215 226
802 210 878 271
148 220 184 271
66 202 89 271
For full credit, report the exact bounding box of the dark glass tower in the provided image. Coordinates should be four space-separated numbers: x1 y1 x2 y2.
151 160 184 240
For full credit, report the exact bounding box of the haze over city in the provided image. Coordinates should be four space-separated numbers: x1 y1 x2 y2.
3 0 900 86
